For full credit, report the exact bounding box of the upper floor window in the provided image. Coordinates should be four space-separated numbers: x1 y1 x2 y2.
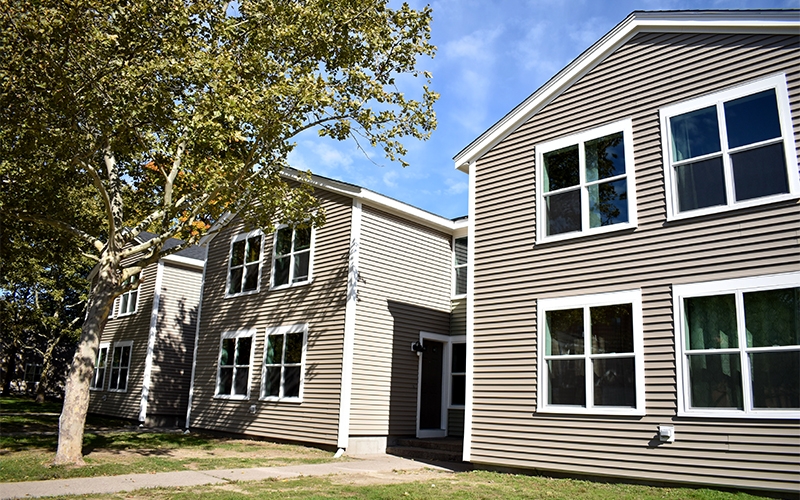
674 273 799 418
227 230 264 296
536 119 636 243
271 226 313 289
261 324 307 402
216 330 255 399
660 74 799 220
453 237 468 297
108 341 132 392
116 272 140 316
90 342 110 391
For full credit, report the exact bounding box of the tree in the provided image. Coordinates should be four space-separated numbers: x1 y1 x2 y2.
0 0 437 465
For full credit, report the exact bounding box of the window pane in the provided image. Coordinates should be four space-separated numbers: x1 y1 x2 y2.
117 368 128 391
676 157 727 212
285 332 303 364
128 291 137 311
266 335 283 365
94 368 105 389
120 294 129 314
724 89 781 149
591 304 633 354
454 237 468 266
264 367 281 397
585 132 625 182
276 228 292 255
220 338 235 366
97 348 107 368
688 353 743 409
745 287 800 347
452 343 467 373
451 374 466 406
111 348 122 367
294 227 312 251
228 267 243 294
670 106 721 161
588 179 628 228
593 357 636 407
731 143 789 201
245 236 261 263
120 346 131 367
231 240 245 267
293 251 310 283
284 366 301 398
218 367 233 394
543 145 579 192
243 263 259 291
109 370 119 390
546 308 584 355
684 295 738 350
548 359 586 406
273 256 290 286
455 267 467 295
750 351 799 409
233 367 249 395
235 337 252 366
545 189 581 236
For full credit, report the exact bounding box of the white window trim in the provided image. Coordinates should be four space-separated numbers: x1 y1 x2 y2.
537 289 645 416
260 323 308 403
91 342 111 391
673 272 800 419
214 329 256 400
660 73 800 221
107 340 133 393
224 229 265 298
448 336 467 409
269 225 315 290
452 236 468 299
536 119 637 244
114 272 141 318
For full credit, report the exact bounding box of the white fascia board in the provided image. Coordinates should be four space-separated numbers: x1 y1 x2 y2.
453 10 800 172
161 254 205 270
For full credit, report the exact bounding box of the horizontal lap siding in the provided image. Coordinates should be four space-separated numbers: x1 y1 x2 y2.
148 263 203 419
470 31 800 492
350 206 452 436
189 190 351 447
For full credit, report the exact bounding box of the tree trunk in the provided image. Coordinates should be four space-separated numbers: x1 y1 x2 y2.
54 262 116 466
2 341 19 397
36 331 64 404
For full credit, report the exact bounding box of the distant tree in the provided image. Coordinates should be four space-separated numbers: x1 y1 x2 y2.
0 0 437 465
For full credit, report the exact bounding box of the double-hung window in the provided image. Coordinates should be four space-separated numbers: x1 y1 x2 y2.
660 74 798 219
271 226 313 288
453 237 468 297
116 272 140 316
227 231 264 296
261 324 307 401
91 342 110 390
674 273 799 418
450 342 466 407
216 330 255 398
108 341 132 392
538 290 644 415
536 119 636 242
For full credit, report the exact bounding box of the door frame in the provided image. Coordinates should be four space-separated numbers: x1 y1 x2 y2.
416 331 462 438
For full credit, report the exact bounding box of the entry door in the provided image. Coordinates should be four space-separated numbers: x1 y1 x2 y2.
417 333 449 438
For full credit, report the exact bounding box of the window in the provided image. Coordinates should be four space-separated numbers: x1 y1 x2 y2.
24 363 42 384
661 74 798 219
108 341 132 392
536 119 636 242
91 343 110 390
537 290 644 415
271 226 313 288
453 237 468 296
450 342 466 407
216 330 254 398
116 272 140 316
227 231 264 296
261 324 308 401
674 273 800 418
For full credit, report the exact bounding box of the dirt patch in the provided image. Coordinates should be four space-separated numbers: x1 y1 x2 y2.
328 467 455 486
85 439 330 461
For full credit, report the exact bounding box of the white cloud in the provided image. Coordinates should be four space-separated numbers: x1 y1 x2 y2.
445 177 468 195
383 170 399 188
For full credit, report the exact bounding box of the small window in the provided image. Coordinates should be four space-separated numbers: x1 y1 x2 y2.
450 342 466 407
91 343 110 391
116 272 140 316
537 290 644 415
108 341 132 392
674 273 800 418
227 231 264 296
536 119 636 243
216 330 254 398
271 226 313 288
660 74 798 220
261 324 308 402
453 237 468 297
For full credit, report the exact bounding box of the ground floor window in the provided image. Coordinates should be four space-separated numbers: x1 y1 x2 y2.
216 330 255 398
261 324 307 401
91 343 110 390
108 341 133 392
450 342 466 407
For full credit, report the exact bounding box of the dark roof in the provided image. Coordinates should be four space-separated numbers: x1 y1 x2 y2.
136 231 207 261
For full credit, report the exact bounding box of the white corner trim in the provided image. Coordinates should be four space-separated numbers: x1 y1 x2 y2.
161 254 205 269
462 161 477 462
184 261 208 429
338 198 361 449
139 261 164 422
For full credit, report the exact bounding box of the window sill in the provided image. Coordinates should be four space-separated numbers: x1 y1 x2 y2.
537 405 645 417
259 396 303 404
224 289 261 299
214 394 250 400
89 388 104 392
114 311 137 319
678 409 800 420
107 389 128 393
666 192 799 222
451 294 467 300
537 221 637 246
269 279 313 292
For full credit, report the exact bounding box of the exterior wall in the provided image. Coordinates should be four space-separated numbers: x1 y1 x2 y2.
469 32 800 491
189 189 352 448
450 298 467 336
350 205 452 437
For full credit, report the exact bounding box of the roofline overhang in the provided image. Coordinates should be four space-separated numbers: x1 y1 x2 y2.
453 9 800 173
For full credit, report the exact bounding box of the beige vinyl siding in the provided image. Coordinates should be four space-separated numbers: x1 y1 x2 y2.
469 32 800 492
350 205 452 436
88 262 157 420
189 190 351 447
146 262 203 422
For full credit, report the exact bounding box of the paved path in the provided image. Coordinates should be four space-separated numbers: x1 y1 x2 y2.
0 455 456 499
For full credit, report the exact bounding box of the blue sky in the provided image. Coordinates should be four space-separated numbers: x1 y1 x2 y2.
288 0 797 219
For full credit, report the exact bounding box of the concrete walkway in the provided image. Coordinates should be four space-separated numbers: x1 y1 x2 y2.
0 454 456 499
